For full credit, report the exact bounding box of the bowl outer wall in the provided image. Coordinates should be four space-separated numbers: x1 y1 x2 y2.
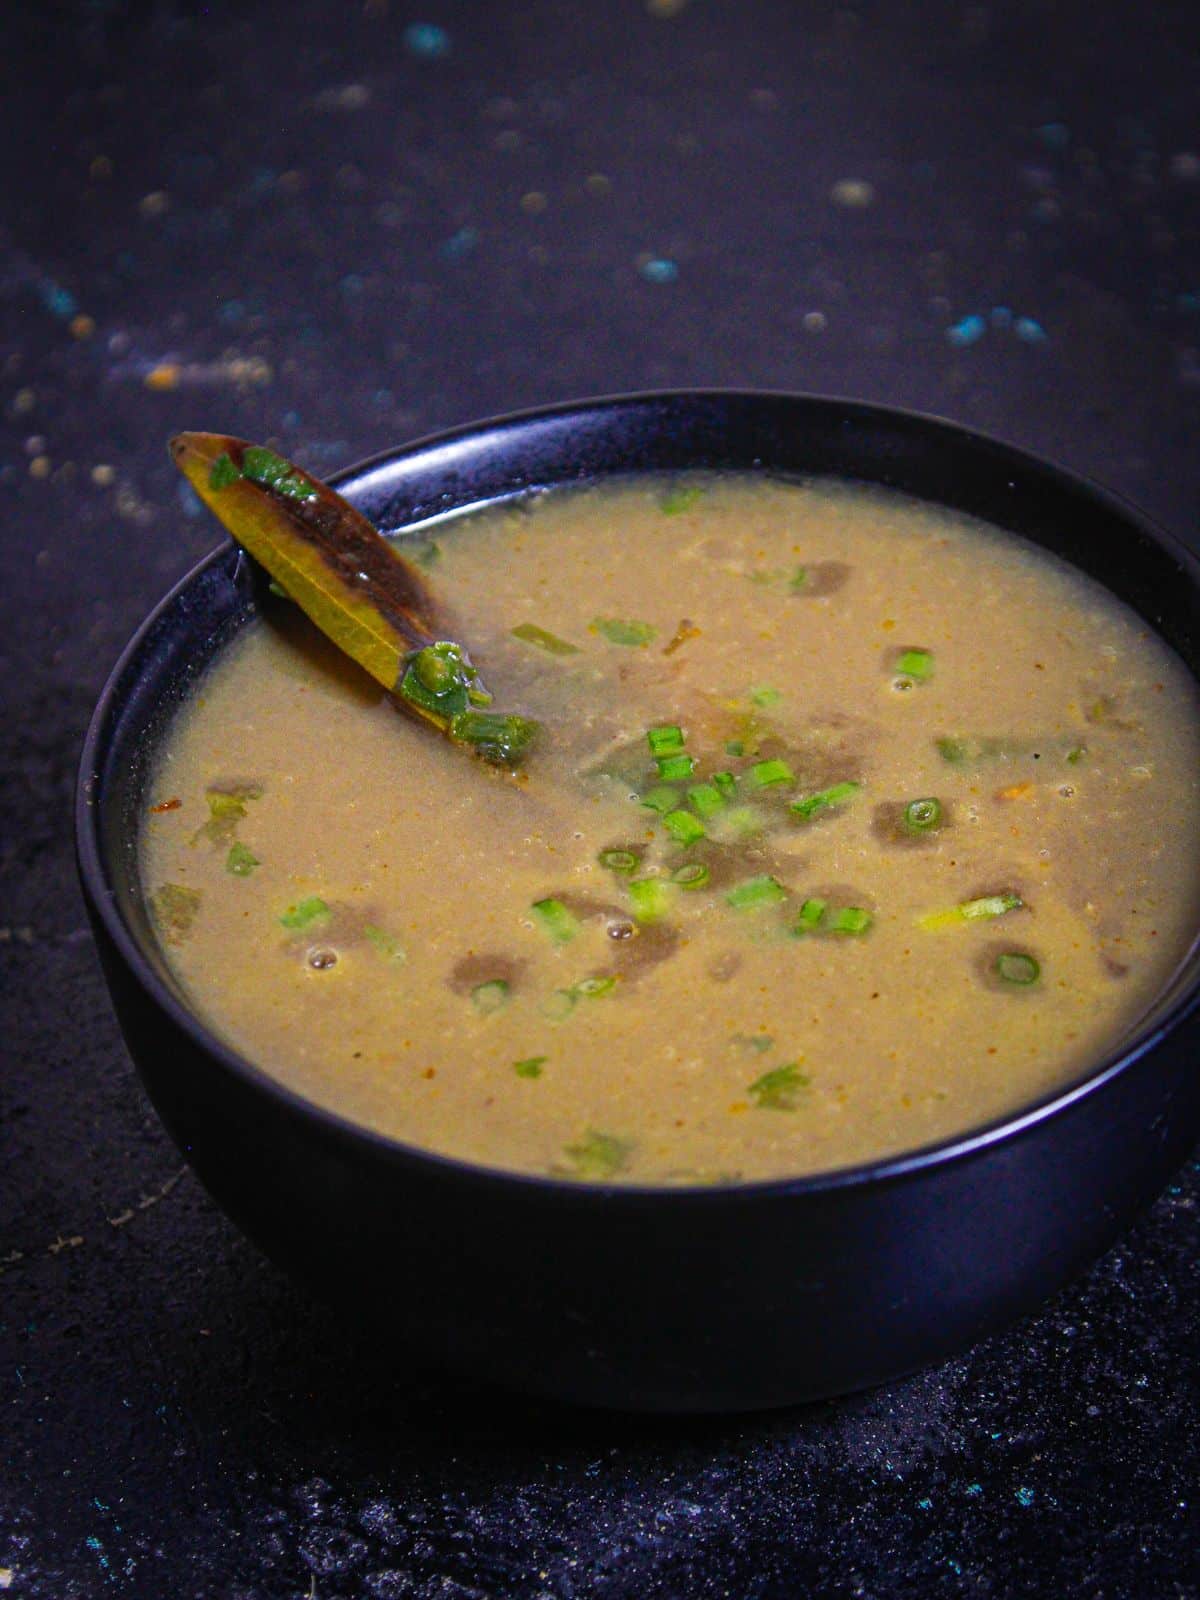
77 391 1200 1410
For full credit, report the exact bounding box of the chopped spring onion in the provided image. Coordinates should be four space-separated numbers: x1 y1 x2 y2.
449 710 539 766
511 622 579 656
531 897 581 944
687 782 725 819
541 989 578 1021
656 753 696 781
628 878 673 922
748 1061 809 1111
711 771 737 798
514 1056 546 1078
731 1033 774 1054
725 740 745 758
1066 746 1087 765
670 861 710 890
598 847 639 875
717 805 764 838
995 951 1041 985
647 725 685 756
936 736 968 763
641 785 680 815
398 642 472 718
903 797 943 833
663 808 706 845
208 451 241 489
660 484 704 515
562 1129 633 1180
592 617 656 647
749 685 782 707
279 896 329 931
574 975 617 999
793 897 827 933
726 874 787 911
749 758 794 788
790 780 860 821
225 841 259 876
896 648 934 679
363 924 405 962
471 979 510 1013
789 565 808 591
828 906 872 935
918 891 1023 931
241 444 316 501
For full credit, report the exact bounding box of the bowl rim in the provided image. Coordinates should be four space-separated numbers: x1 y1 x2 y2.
76 386 1200 1201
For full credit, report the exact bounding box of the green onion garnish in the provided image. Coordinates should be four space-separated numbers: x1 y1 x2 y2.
790 781 860 821
725 740 745 758
541 989 578 1021
562 1129 633 1180
410 539 441 568
663 809 706 845
749 685 782 707
793 897 827 933
748 1061 809 1111
514 1056 546 1078
628 878 673 922
717 805 764 838
903 797 943 833
225 841 259 876
725 875 787 911
671 861 710 890
936 737 967 763
531 897 580 944
471 979 510 1013
656 753 696 781
962 892 1023 920
647 725 685 756
711 771 737 798
1066 746 1087 765
449 710 539 766
828 906 872 935
592 617 656 647
896 648 934 679
511 622 579 656
789 566 808 591
241 445 317 501
398 642 472 718
208 451 241 490
641 785 680 815
363 924 405 962
687 783 725 819
279 896 330 931
995 951 1040 985
598 847 639 875
574 975 617 999
749 759 794 788
660 484 704 515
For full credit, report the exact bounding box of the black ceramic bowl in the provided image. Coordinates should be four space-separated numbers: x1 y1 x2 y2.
77 392 1200 1412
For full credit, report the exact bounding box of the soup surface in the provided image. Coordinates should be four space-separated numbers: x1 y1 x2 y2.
142 474 1200 1183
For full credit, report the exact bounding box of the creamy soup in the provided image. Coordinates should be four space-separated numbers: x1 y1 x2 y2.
141 475 1200 1183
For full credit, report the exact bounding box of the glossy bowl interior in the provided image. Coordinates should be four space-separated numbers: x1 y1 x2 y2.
77 392 1200 1411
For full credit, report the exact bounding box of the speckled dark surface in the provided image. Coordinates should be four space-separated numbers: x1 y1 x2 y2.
3 1 1199 1594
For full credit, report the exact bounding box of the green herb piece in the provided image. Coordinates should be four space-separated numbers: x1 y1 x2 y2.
725 740 745 758
789 565 808 591
936 737 967 763
671 861 710 890
363 924 405 963
641 784 680 815
903 797 943 833
711 771 737 798
660 484 704 515
896 648 934 680
1066 745 1087 765
592 617 656 647
531 897 580 944
471 979 510 1014
687 782 725 819
241 444 316 501
541 989 578 1022
467 686 493 707
731 1033 774 1054
717 805 764 838
663 809 706 845
790 780 860 821
208 451 242 490
725 874 787 911
598 847 640 875
647 725 685 756
748 1061 809 1111
574 975 617 999
398 642 472 719
828 906 872 935
656 753 696 781
279 896 330 931
197 783 263 843
225 841 259 876
749 685 782 707
409 539 441 568
512 621 579 656
449 709 539 766
514 1056 546 1078
793 897 827 933
562 1129 633 1180
628 878 673 923
749 758 794 789
962 892 1023 921
996 951 1040 985
151 883 201 942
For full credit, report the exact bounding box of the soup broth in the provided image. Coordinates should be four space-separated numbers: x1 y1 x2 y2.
142 475 1200 1183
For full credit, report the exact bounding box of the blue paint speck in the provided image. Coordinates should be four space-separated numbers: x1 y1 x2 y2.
1015 316 1048 344
40 280 78 319
404 21 451 58
639 257 679 285
440 225 479 261
1016 1485 1036 1506
946 314 986 347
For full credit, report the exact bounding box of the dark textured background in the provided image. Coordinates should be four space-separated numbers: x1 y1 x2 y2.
3 1 1199 1595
